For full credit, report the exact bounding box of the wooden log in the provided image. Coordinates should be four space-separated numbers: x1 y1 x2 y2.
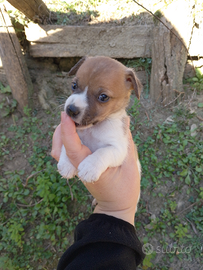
0 4 33 111
6 0 51 23
25 24 153 58
150 25 189 104
149 26 167 103
150 0 194 104
25 22 203 59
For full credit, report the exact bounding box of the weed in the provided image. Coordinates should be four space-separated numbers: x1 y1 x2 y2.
153 9 163 25
0 83 17 116
186 68 203 93
0 83 11 94
128 97 140 132
175 223 189 239
0 110 91 269
136 107 203 268
1 86 202 269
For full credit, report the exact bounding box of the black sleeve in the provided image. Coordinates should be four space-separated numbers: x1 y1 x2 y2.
57 213 145 270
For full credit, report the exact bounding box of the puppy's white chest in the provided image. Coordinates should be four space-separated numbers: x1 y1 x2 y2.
77 128 106 153
58 110 129 183
77 111 127 153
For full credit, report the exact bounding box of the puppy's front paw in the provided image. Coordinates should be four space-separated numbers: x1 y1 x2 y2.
78 156 104 183
57 159 77 179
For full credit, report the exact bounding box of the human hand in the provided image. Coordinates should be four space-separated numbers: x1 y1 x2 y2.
51 112 140 225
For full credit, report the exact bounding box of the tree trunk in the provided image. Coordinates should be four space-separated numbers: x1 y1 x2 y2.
6 0 51 23
0 4 33 111
150 0 194 105
150 25 188 104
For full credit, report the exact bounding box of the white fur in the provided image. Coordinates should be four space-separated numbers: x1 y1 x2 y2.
77 110 129 182
64 86 88 124
57 109 129 182
57 145 77 179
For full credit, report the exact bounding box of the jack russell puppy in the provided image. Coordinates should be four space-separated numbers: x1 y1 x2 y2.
57 56 142 183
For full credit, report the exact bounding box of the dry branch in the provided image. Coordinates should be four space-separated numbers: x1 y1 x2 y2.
6 0 51 23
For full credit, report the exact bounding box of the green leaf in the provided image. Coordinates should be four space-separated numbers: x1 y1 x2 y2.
24 189 30 196
18 170 25 175
56 226 62 236
180 169 188 176
49 194 56 201
3 197 8 203
0 83 11 93
169 233 175 238
183 140 188 147
198 103 203 108
196 68 203 80
195 166 202 173
185 174 191 185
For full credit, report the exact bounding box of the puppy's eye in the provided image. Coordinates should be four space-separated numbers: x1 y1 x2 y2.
98 94 109 102
71 82 77 91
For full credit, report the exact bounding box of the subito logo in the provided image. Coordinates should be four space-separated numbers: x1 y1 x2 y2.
142 243 154 255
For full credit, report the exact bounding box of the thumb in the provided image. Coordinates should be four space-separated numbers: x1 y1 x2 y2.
51 124 62 161
61 112 91 168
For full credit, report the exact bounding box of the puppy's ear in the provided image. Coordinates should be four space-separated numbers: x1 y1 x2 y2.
68 56 87 76
125 69 142 100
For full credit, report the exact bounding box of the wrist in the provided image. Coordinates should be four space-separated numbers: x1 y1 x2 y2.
93 204 135 226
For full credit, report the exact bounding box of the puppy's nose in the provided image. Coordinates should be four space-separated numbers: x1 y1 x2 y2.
66 104 80 118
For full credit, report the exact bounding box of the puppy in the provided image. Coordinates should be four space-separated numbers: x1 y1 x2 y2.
57 56 142 183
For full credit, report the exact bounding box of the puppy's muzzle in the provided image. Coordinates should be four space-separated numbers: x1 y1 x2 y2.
66 104 80 118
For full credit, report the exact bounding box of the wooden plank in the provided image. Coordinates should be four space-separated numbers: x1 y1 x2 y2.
25 24 153 58
6 0 51 23
0 4 33 111
25 22 203 58
25 23 153 44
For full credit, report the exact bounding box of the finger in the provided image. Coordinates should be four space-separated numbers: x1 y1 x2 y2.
51 124 63 162
61 112 92 167
61 111 82 153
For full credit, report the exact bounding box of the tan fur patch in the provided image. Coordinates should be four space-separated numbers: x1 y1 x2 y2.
74 56 138 126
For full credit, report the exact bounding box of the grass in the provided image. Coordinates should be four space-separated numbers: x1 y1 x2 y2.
0 101 91 269
133 104 203 269
45 0 142 25
186 68 203 93
0 67 203 269
5 0 151 26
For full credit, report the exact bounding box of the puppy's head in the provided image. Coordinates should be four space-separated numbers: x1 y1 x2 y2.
65 56 142 128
